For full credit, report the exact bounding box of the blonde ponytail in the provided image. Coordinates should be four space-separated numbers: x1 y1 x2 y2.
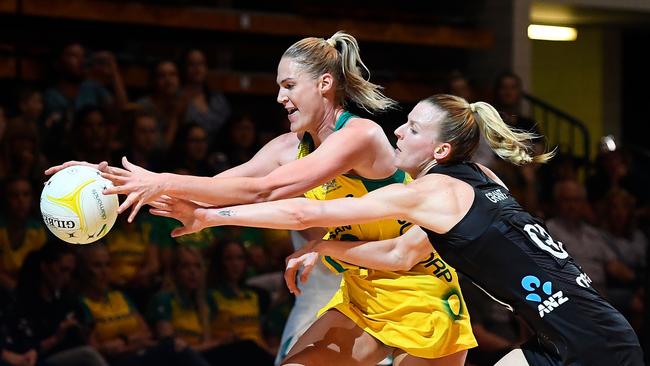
423 94 554 165
470 102 555 165
327 31 396 112
283 31 396 113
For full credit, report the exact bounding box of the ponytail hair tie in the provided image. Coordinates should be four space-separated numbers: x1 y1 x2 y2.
469 103 477 113
325 38 336 47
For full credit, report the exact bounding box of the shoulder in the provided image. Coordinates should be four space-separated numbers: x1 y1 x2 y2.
341 117 386 141
414 173 463 190
411 173 474 206
581 224 610 246
266 132 300 165
474 163 508 189
322 117 391 161
274 132 301 148
108 290 129 303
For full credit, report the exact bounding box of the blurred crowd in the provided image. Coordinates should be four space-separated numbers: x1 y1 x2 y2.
0 42 648 366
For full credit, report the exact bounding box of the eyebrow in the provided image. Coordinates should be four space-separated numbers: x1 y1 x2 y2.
409 119 423 129
278 77 295 85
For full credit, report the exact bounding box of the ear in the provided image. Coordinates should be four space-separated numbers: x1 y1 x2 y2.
318 73 334 95
433 142 452 161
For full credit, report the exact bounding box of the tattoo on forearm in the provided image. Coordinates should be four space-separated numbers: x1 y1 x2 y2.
217 210 235 217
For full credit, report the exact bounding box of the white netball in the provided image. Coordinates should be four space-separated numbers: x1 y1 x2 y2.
40 166 119 244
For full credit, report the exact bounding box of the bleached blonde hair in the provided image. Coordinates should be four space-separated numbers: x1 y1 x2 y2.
283 31 396 112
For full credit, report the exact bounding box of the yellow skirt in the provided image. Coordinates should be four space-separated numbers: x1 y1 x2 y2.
319 266 477 359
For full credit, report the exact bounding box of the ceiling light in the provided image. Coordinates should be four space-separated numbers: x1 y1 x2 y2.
528 24 577 41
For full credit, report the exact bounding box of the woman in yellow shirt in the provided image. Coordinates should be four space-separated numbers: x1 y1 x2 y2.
0 177 46 289
149 247 220 350
78 244 208 366
211 241 274 357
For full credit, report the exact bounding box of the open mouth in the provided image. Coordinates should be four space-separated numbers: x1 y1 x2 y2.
287 107 298 116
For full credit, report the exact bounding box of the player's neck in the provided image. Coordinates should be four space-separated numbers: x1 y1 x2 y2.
310 106 345 147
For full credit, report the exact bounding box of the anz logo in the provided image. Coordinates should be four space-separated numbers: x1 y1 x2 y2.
521 275 569 318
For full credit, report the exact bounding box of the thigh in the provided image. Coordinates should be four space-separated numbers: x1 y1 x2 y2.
281 309 392 366
392 349 467 366
494 349 530 366
495 347 563 366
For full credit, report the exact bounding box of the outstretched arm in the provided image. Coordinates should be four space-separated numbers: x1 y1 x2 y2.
106 121 385 221
149 180 421 237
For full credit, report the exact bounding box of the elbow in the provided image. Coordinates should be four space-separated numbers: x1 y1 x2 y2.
249 178 275 203
391 247 420 271
290 201 318 230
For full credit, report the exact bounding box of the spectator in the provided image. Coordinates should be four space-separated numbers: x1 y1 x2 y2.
148 247 228 364
537 153 580 217
223 114 258 167
587 149 649 206
42 43 113 160
113 108 165 172
168 123 226 176
180 49 231 144
104 212 161 311
137 60 186 149
15 242 108 366
493 72 539 134
86 51 129 112
1 286 39 366
86 50 129 151
445 70 474 102
0 119 49 184
490 72 546 214
211 241 274 364
67 106 112 164
150 199 225 277
77 244 206 366
600 189 647 329
546 180 634 294
9 87 44 134
0 177 47 289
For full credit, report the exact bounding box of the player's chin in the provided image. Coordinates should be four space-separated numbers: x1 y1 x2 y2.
289 121 306 133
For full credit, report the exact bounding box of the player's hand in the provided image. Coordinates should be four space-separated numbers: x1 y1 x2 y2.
284 242 319 295
149 196 208 237
102 156 164 223
44 160 117 176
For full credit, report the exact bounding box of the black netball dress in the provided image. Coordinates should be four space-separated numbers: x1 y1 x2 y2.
422 162 643 365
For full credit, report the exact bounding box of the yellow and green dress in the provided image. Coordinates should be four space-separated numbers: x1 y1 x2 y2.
296 111 477 358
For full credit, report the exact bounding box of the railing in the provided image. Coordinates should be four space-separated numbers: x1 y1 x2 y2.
523 93 591 166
